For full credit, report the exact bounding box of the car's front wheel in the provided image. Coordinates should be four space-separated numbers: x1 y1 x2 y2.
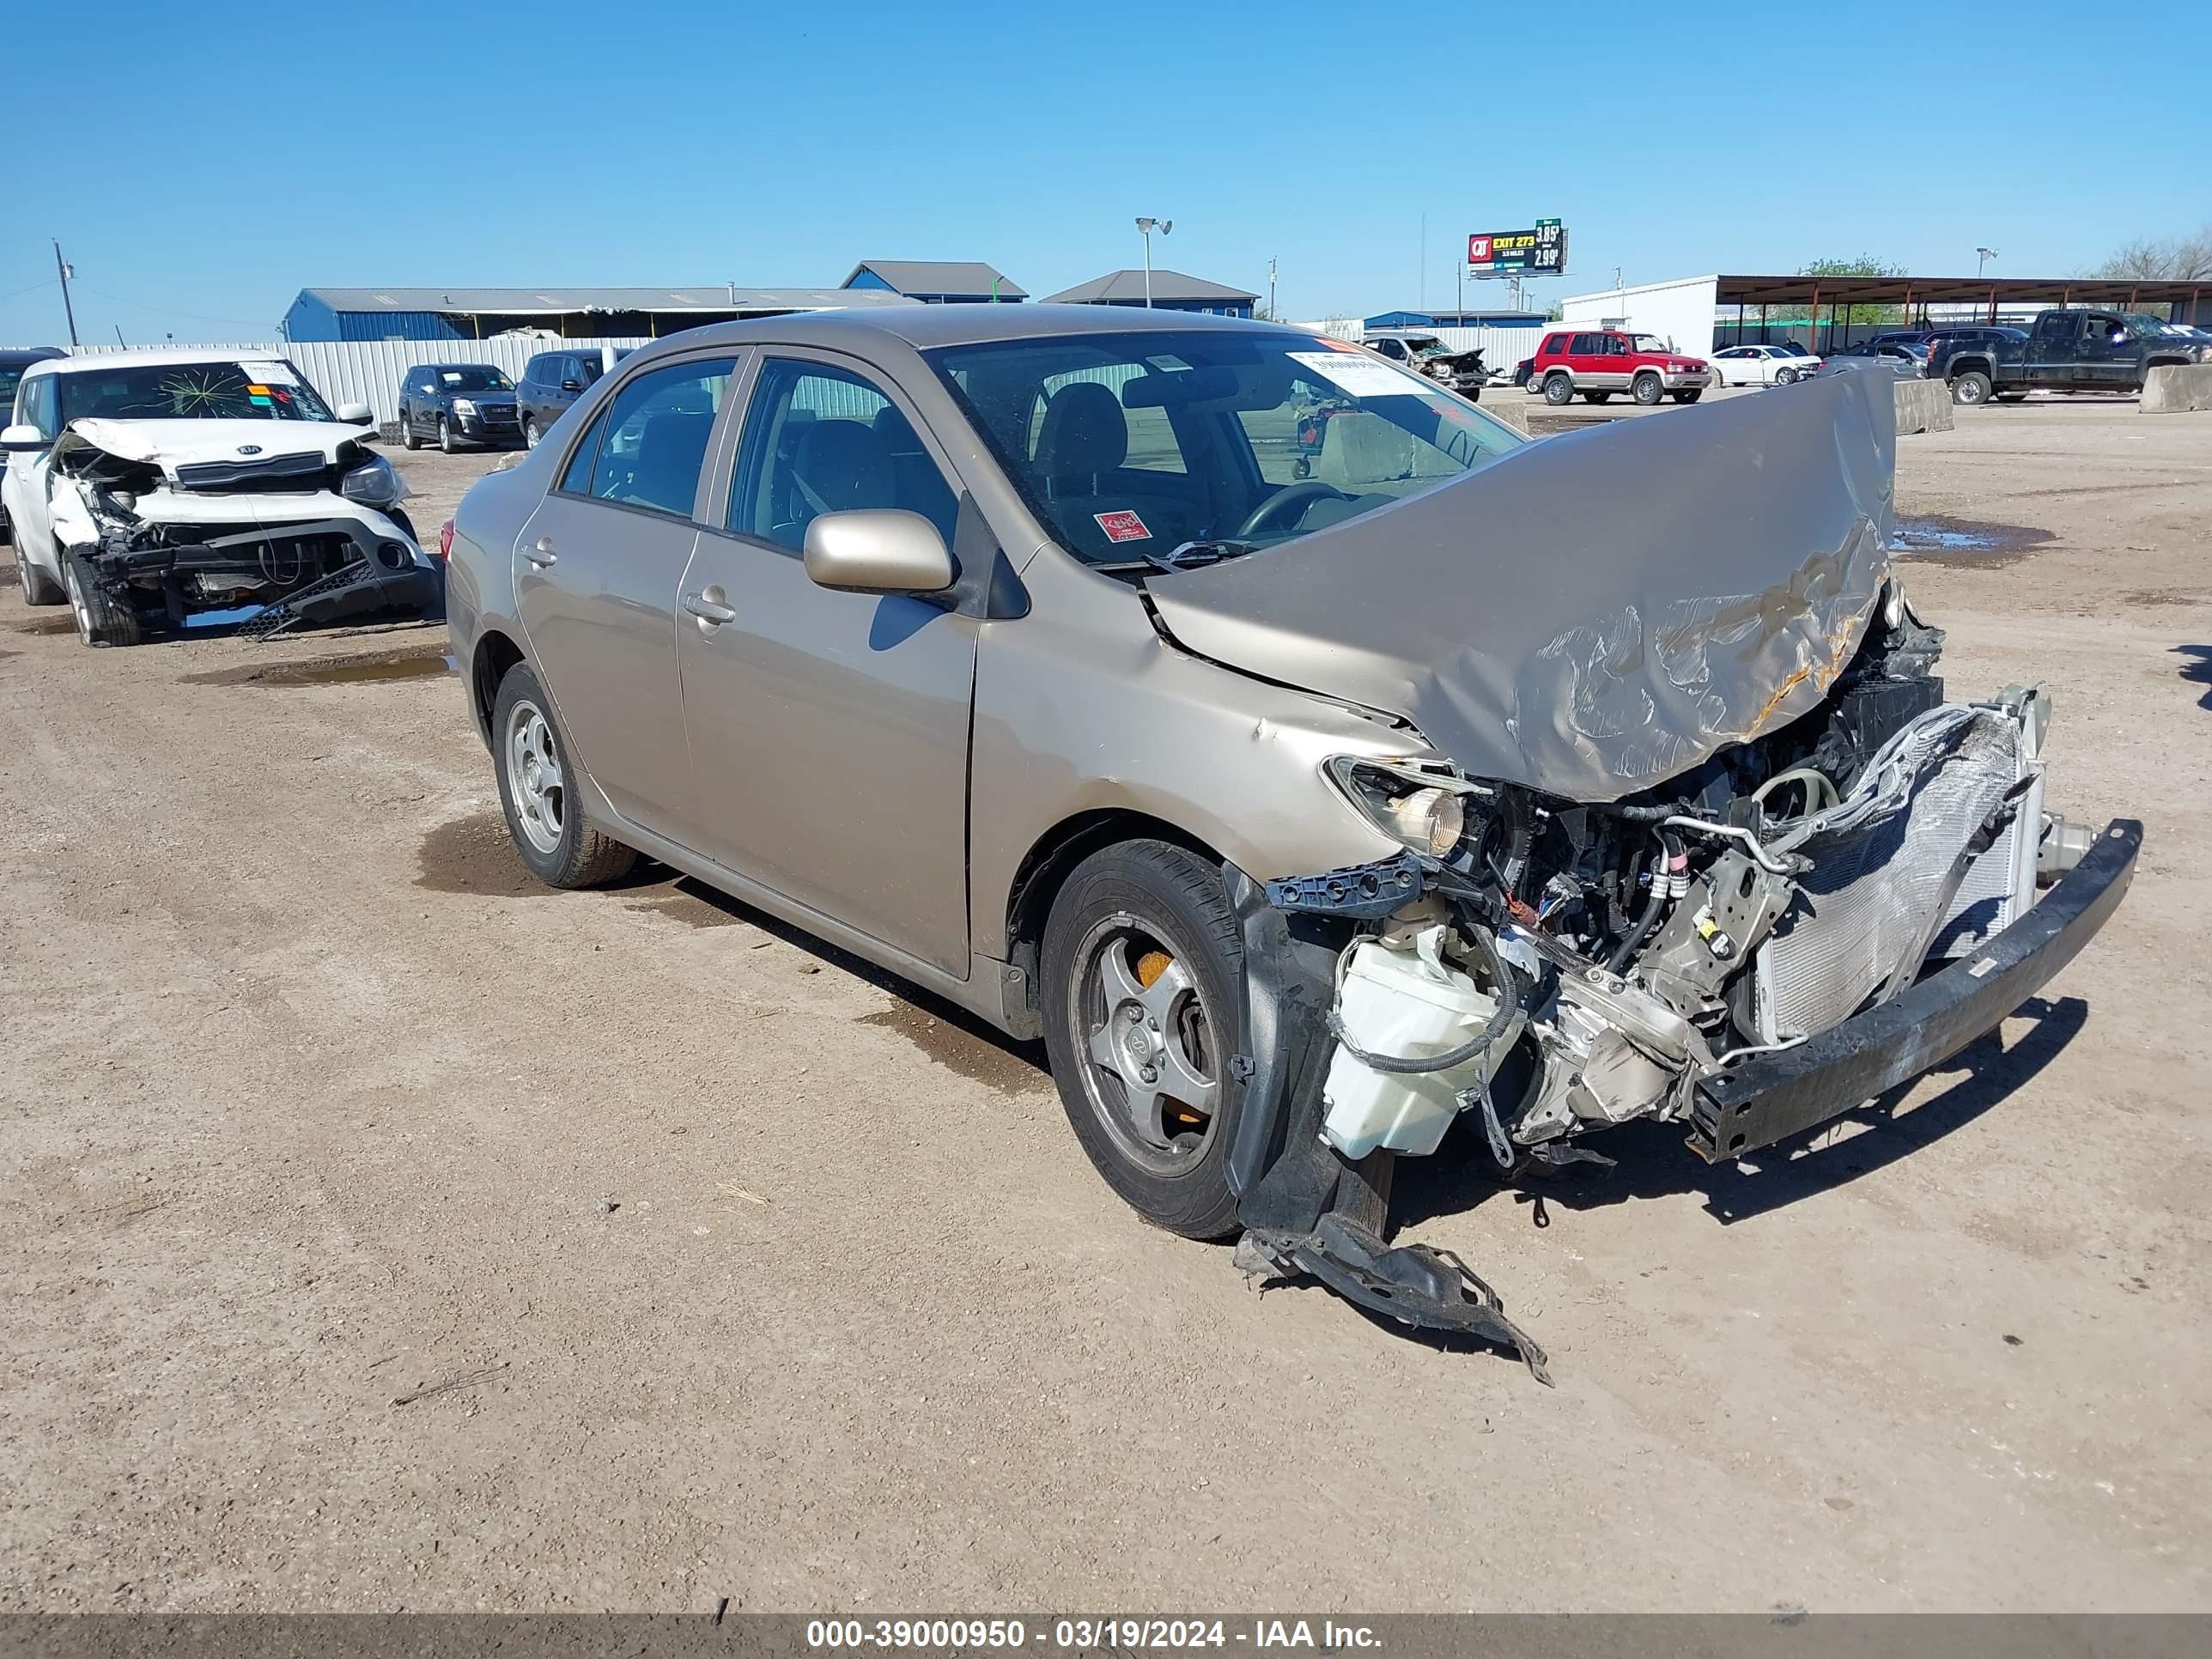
439 416 458 454
1541 373 1574 405
1041 841 1247 1240
523 416 539 449
1632 373 1663 405
490 661 637 889
17 541 66 606
64 553 141 647
1775 367 1797 386
399 408 420 450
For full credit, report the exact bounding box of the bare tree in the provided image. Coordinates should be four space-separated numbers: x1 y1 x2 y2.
2094 226 2212 282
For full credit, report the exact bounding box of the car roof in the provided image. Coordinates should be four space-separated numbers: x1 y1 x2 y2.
1 346 67 366
615 301 1308 359
419 362 504 370
19 346 294 379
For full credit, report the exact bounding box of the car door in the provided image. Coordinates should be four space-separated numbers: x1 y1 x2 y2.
3 370 62 558
2075 313 2127 390
514 351 738 838
676 349 977 976
2027 312 2081 389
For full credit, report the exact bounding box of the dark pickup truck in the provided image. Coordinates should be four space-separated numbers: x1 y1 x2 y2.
1930 308 2211 404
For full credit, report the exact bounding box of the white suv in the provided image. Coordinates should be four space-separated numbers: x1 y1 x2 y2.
3 350 441 646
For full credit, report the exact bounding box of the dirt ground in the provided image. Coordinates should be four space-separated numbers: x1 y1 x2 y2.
3 399 2209 1614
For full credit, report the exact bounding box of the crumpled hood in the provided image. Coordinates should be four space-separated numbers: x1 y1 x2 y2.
1145 366 1896 803
58 418 374 479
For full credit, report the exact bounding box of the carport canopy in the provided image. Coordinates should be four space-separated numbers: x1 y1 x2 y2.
1718 272 2212 328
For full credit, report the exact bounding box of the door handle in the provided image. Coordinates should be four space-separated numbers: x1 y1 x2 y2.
683 590 735 625
525 536 556 567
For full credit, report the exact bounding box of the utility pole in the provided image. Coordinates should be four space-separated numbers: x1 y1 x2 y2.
1267 255 1277 321
1977 246 1997 278
53 240 80 347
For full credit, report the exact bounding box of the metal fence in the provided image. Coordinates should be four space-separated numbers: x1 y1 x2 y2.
62 337 654 427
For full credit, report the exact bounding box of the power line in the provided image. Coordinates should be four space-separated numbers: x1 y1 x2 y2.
71 283 265 331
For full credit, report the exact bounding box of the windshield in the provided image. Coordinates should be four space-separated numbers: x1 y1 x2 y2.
434 366 513 392
1627 334 1673 354
0 364 36 413
58 360 337 423
927 330 1524 565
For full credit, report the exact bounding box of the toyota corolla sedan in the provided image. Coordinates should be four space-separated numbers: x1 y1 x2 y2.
442 306 2136 1370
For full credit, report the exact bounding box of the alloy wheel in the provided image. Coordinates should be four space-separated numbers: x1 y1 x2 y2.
505 700 566 855
1073 916 1223 1176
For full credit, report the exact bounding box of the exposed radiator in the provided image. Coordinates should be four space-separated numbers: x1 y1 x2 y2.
1752 703 2039 1042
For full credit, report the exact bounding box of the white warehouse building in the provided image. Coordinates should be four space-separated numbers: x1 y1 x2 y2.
1559 276 1723 360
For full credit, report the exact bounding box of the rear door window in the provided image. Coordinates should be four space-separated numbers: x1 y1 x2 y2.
556 357 736 518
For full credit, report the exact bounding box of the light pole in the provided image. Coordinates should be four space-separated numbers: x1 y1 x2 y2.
1977 246 1998 277
1135 216 1171 307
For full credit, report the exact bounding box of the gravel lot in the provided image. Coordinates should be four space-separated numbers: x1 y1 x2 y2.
3 400 2209 1613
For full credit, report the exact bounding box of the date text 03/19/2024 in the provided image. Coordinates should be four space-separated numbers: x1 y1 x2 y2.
804 1619 1382 1650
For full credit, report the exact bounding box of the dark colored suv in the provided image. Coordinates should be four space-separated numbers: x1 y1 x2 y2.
397 363 521 452
515 347 633 449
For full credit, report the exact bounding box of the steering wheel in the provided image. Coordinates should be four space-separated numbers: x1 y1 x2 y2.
1233 478 1352 540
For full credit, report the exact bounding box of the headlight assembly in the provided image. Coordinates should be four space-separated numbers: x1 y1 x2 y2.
452 398 477 416
1325 757 1476 856
340 455 406 508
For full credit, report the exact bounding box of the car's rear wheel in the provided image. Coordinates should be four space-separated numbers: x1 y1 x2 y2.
64 553 141 647
490 661 637 889
438 416 458 454
1951 370 1992 406
1632 373 1662 405
17 542 66 606
1541 374 1573 405
1040 841 1247 1240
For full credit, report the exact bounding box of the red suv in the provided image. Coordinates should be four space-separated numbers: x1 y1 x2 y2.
1528 329 1711 408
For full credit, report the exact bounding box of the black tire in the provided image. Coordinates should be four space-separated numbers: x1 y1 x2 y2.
1951 370 1991 406
17 541 66 605
1585 391 1613 404
1673 389 1702 404
399 408 419 450
489 660 637 890
1040 840 1248 1240
523 416 540 450
438 416 458 455
1775 367 1797 386
63 552 141 647
1632 373 1662 405
1541 373 1573 406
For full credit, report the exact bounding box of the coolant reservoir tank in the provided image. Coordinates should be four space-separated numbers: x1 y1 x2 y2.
1322 926 1507 1159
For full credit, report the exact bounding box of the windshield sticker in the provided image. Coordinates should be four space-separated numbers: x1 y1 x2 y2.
1289 349 1436 398
240 361 299 387
1095 509 1152 544
1145 355 1193 372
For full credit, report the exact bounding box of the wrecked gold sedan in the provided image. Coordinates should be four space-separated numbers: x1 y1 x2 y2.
443 307 2136 1376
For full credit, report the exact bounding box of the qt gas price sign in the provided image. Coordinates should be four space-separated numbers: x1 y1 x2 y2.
1468 220 1567 275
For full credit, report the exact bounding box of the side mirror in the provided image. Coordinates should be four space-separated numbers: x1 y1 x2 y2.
1 423 48 452
559 380 583 393
802 509 954 596
337 401 374 425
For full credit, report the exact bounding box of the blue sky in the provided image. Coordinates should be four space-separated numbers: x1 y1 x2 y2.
4 0 2206 345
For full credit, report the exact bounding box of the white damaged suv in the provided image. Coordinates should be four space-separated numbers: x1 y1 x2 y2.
2 350 441 646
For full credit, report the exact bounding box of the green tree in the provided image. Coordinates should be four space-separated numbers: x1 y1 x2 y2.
1798 257 1908 325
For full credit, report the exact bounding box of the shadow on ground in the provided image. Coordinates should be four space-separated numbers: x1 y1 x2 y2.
2178 644 2212 711
1393 994 2087 1231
